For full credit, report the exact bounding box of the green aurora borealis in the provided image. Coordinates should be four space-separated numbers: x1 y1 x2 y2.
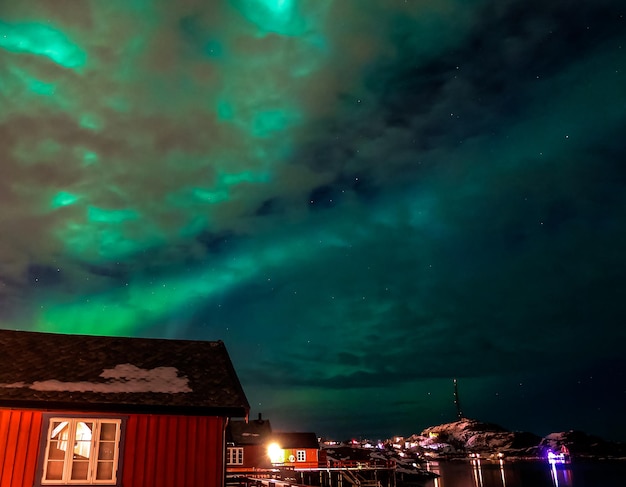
1 0 626 439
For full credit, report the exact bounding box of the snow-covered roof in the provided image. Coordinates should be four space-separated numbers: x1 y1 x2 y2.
0 329 249 416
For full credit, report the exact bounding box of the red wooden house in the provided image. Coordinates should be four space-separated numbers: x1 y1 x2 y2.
225 414 273 472
267 432 320 469
0 329 249 487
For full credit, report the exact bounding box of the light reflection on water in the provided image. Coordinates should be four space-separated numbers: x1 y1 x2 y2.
549 462 573 487
424 459 575 487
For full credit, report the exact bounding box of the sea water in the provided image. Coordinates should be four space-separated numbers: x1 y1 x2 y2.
421 459 626 487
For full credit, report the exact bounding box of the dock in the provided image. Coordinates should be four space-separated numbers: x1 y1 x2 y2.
228 459 398 487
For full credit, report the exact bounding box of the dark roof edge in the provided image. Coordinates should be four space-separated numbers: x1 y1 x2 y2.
0 400 248 418
218 339 251 417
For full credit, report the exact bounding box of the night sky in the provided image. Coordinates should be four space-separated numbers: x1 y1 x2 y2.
1 0 625 441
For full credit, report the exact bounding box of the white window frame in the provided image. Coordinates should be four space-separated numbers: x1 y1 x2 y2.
227 447 244 465
296 450 306 462
41 417 122 485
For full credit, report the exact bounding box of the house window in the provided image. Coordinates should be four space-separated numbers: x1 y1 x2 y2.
227 447 244 465
41 417 122 485
296 450 306 462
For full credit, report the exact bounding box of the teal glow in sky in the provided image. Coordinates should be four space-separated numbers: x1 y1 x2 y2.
1 0 626 441
0 20 86 68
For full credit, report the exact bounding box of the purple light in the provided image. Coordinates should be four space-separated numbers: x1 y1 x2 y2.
547 450 567 465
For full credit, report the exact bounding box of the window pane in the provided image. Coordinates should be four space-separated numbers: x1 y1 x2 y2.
45 461 64 480
50 421 69 438
100 423 117 441
50 421 70 453
98 442 115 460
47 441 67 460
71 461 89 480
96 462 114 480
73 421 93 460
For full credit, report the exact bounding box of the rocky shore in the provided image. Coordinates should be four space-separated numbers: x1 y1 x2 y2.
416 418 626 460
323 418 626 467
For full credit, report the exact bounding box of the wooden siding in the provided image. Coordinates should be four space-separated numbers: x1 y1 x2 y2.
0 409 42 487
123 414 226 487
283 448 319 469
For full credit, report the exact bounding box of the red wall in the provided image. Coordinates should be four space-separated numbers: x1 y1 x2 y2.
0 409 42 487
0 409 227 487
123 414 226 487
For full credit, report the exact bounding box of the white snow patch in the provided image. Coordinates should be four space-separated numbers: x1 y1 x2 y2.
0 382 27 388
0 364 192 393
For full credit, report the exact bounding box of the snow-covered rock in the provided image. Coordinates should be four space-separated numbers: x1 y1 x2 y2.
420 419 539 455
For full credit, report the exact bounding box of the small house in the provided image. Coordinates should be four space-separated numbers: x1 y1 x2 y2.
0 329 249 487
267 432 321 469
226 414 273 471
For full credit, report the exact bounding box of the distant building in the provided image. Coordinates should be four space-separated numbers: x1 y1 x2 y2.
0 329 249 487
268 432 321 469
227 417 323 471
226 413 273 471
